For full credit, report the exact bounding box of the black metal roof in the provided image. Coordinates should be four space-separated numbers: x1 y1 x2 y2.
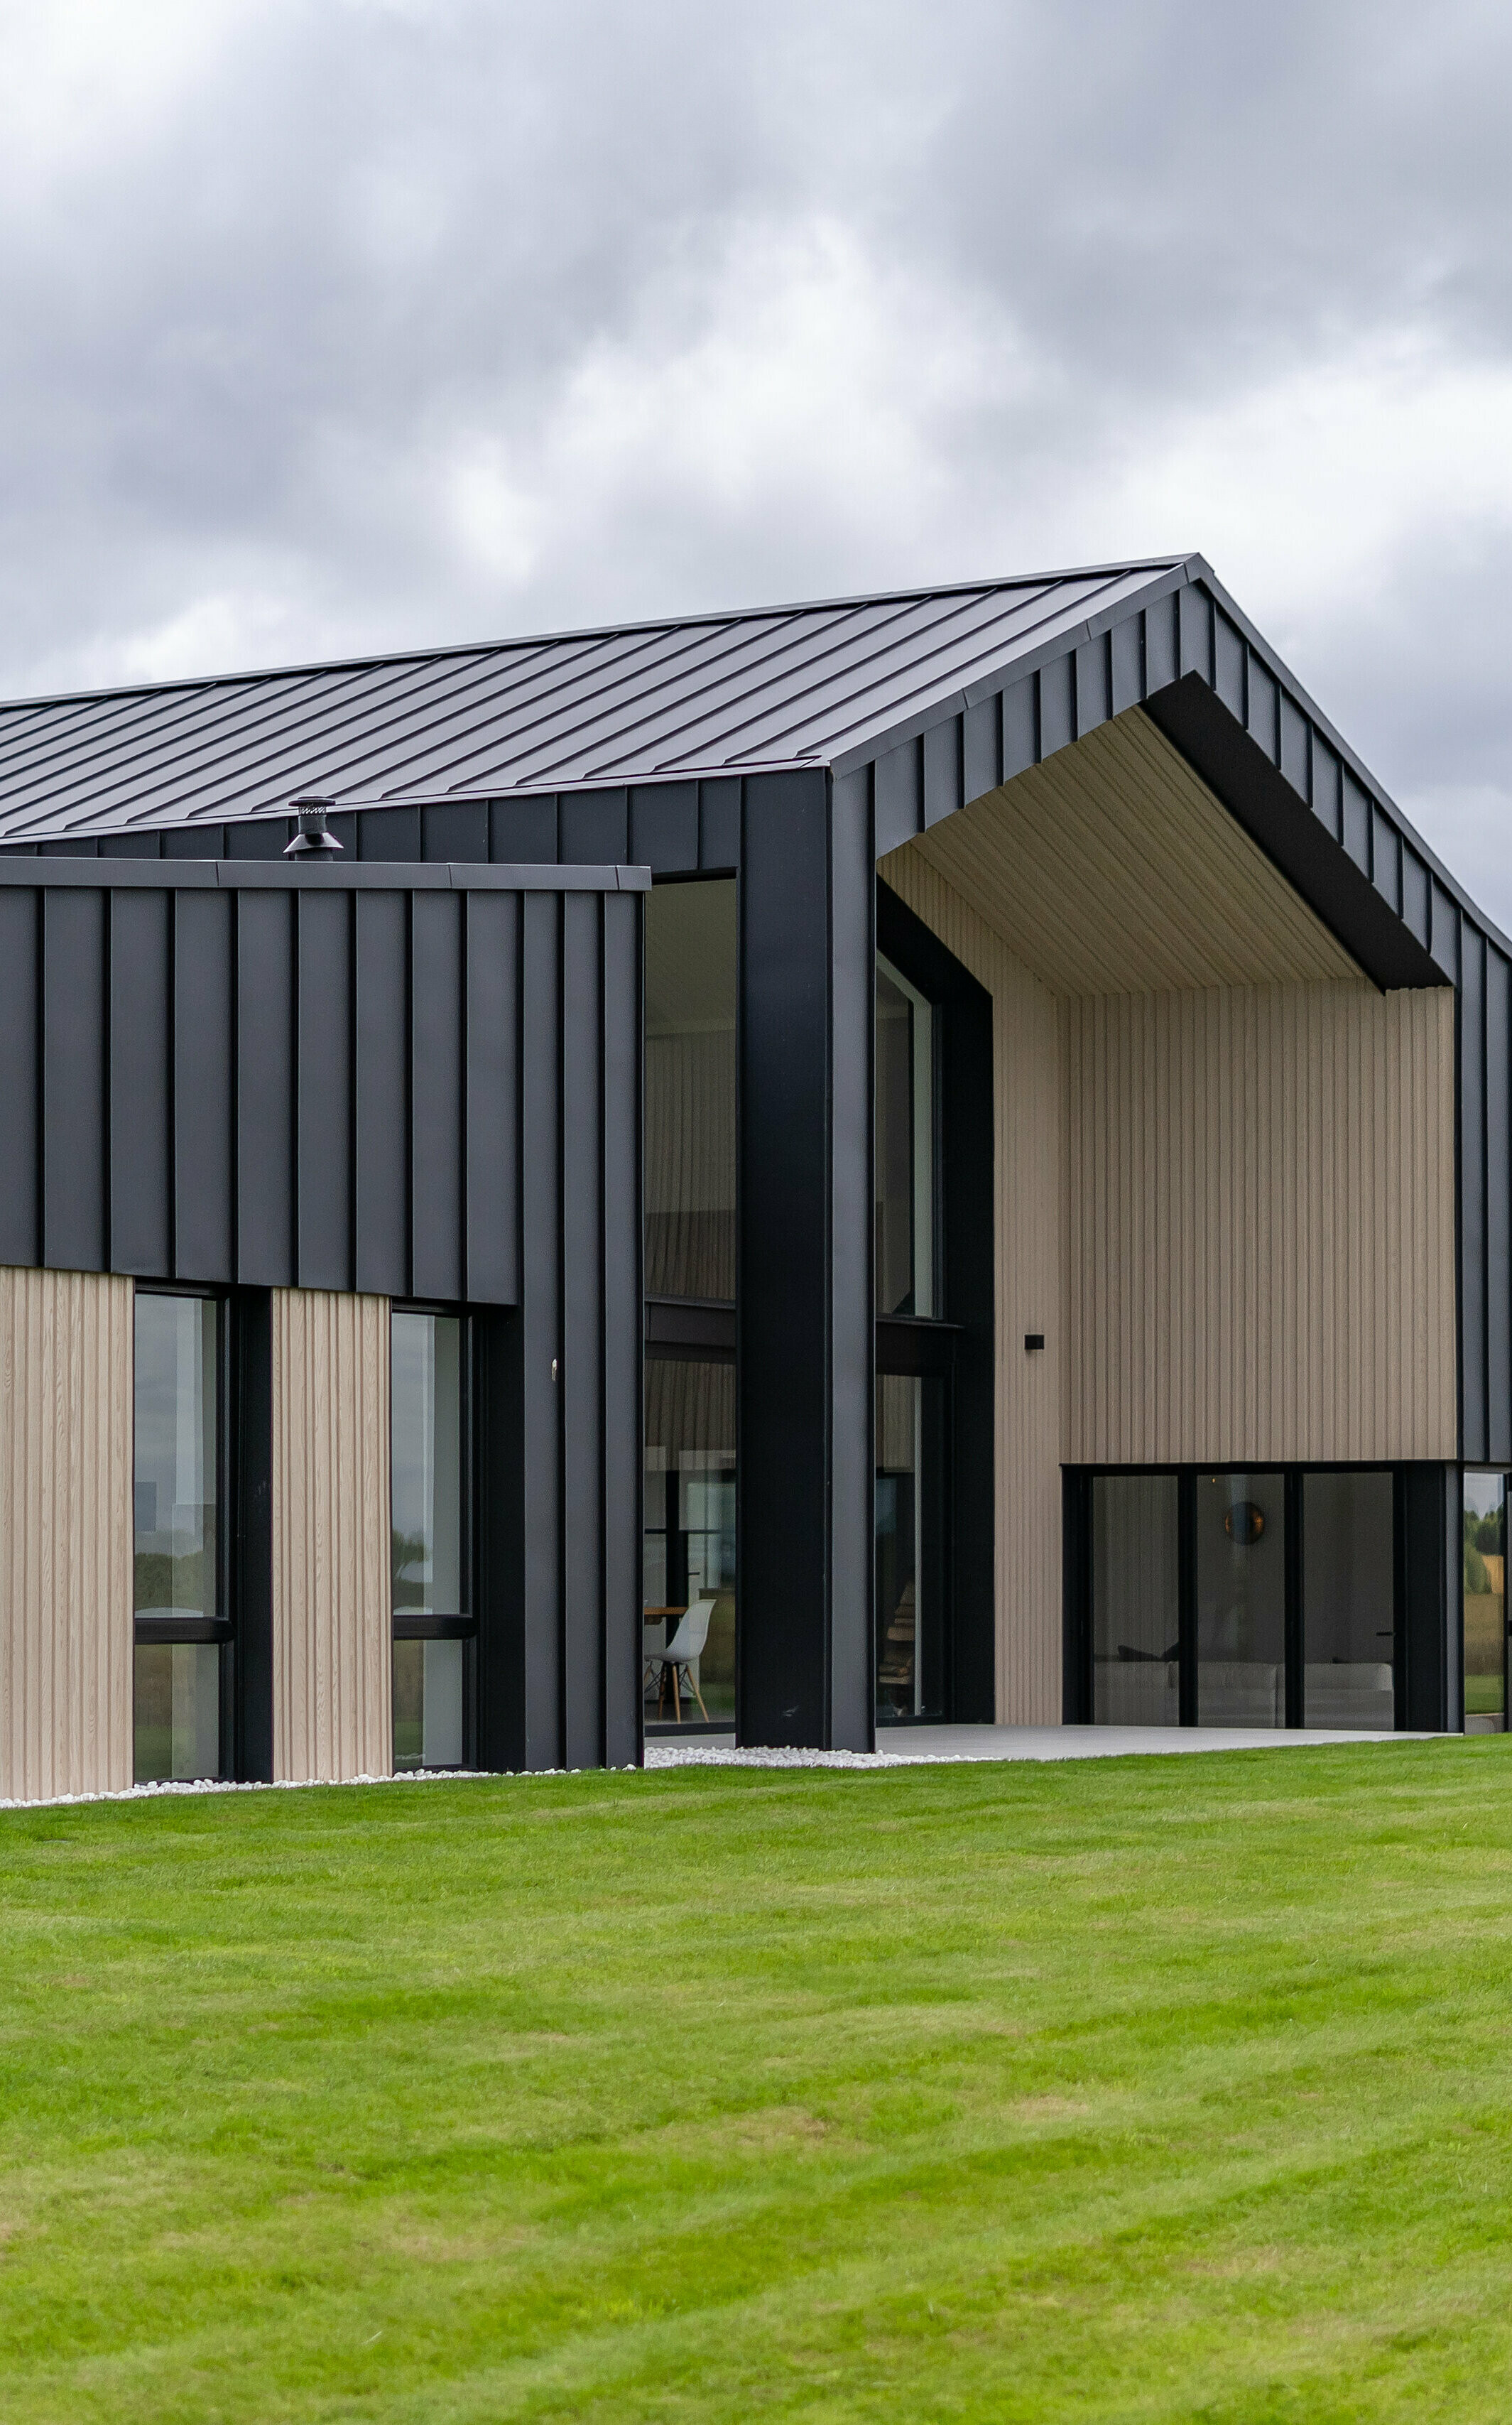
0 561 1185 845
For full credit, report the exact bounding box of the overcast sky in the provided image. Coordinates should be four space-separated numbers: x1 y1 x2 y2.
4 0 1510 912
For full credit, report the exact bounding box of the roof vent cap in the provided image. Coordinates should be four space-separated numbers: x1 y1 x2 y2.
285 793 343 856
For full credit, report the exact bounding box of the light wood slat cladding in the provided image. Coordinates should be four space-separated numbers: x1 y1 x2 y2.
912 708 1361 997
0 1266 132 1801
1062 982 1457 1464
879 852 1065 1725
272 1289 392 1782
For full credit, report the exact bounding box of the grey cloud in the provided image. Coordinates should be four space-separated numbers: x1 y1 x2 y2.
0 0 1508 911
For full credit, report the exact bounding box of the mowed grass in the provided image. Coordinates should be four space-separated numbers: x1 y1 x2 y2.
6 1746 1512 2421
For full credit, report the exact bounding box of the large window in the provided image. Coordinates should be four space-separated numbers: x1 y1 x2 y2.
646 879 736 1303
1079 1466 1400 1730
1464 1472 1507 1733
1304 1471 1396 1730
875 1372 947 1720
1092 1475 1180 1725
391 1310 468 1770
133 1291 226 1782
876 954 935 1318
644 1357 735 1727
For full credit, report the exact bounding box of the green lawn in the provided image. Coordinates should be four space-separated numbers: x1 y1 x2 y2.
6 1744 1512 2421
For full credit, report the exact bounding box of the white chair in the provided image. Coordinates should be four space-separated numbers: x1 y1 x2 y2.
649 1597 715 1721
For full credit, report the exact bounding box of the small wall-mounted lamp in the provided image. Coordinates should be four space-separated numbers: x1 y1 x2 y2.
284 793 344 857
1024 1333 1045 1352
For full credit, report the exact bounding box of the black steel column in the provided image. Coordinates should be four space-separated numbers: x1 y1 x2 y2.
737 767 875 1749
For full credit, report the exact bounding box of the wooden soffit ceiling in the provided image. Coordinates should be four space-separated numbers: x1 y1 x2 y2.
882 705 1365 998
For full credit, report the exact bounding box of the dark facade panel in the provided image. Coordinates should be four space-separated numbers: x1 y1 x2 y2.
1110 613 1144 717
464 889 519 1307
1278 693 1310 798
227 818 291 860
358 805 421 862
829 765 875 1753
923 714 962 828
1373 808 1401 914
490 795 558 864
874 736 921 853
1462 927 1487 1463
600 887 643 1769
109 887 172 1277
962 693 999 805
1075 633 1111 736
295 888 354 1292
43 888 107 1272
1001 676 1037 781
629 782 697 874
560 789 628 866
175 889 236 1286
1213 612 1245 720
236 888 297 1285
561 891 605 1769
518 888 563 1766
410 889 464 1303
0 889 38 1264
423 800 489 864
354 888 410 1296
1488 948 1511 1469
1039 653 1074 759
698 779 740 872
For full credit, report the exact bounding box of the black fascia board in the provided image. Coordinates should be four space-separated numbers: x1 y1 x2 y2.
1144 675 1440 992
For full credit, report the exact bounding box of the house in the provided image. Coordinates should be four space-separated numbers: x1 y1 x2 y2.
0 556 1500 1797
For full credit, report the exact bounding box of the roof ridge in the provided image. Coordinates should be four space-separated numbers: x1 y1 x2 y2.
0 559 1195 716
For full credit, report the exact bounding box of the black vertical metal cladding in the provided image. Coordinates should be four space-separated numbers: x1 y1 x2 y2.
1487 948 1512 1468
227 819 292 861
962 693 1000 806
410 889 464 1303
560 790 628 866
295 887 354 1291
109 887 172 1277
922 715 962 827
357 805 422 862
0 887 38 1264
423 801 489 862
698 779 741 872
1177 1471 1197 1725
521 887 564 1767
354 889 410 1297
874 737 922 855
234 1287 275 1782
1061 1470 1091 1723
43 887 107 1272
236 889 296 1285
1401 1463 1452 1732
490 796 558 864
630 782 697 874
1038 653 1075 759
464 889 519 1306
1462 926 1488 1463
560 889 605 1766
1001 676 1037 782
738 766 832 1746
1283 1470 1305 1727
601 887 643 1769
475 1303 526 1770
830 770 876 1753
174 889 235 1284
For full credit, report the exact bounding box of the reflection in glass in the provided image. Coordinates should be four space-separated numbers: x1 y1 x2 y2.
1196 1473 1285 1724
393 1639 466 1769
391 1313 462 1614
134 1293 218 1620
1303 1471 1396 1728
874 1373 946 1721
134 1642 222 1781
646 879 736 1301
644 1358 735 1724
1092 1475 1180 1724
875 955 934 1318
1464 1472 1507 1732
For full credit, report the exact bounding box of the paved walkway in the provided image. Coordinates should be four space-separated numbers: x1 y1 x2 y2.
646 1723 1430 1769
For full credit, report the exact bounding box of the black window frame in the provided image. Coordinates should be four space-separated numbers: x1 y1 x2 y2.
390 1299 476 1769
131 1282 236 1779
1065 1462 1409 1730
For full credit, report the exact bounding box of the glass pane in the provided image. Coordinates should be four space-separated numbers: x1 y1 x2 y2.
644 1358 735 1725
646 879 736 1301
134 1642 222 1781
1464 1472 1507 1730
875 1372 947 1723
393 1639 466 1771
134 1293 218 1620
1303 1471 1396 1729
1196 1473 1285 1725
875 955 934 1318
391 1312 462 1615
1092 1475 1180 1724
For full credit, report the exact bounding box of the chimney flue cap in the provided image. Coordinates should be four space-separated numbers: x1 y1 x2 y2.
285 793 343 856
